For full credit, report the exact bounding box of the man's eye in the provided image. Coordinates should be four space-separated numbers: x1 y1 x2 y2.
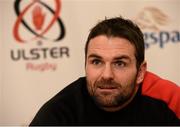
114 61 126 67
91 59 102 65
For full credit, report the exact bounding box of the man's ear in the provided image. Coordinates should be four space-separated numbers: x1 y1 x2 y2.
136 61 147 84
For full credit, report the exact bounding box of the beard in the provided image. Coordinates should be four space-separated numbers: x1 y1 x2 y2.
86 78 137 110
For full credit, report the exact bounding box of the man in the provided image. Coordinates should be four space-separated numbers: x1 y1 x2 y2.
30 17 180 125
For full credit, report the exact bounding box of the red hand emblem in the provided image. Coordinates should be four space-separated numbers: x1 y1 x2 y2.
32 5 45 30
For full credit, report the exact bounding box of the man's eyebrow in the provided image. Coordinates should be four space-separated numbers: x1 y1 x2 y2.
87 54 131 61
114 55 131 60
87 54 102 59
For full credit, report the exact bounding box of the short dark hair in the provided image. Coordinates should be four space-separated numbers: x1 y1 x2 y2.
85 17 144 69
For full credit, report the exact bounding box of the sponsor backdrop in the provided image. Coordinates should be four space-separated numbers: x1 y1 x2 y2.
0 0 179 125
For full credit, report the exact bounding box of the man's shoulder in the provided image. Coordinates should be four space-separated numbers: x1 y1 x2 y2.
139 94 179 122
59 77 87 95
30 77 88 125
41 77 87 111
142 71 180 119
49 77 86 103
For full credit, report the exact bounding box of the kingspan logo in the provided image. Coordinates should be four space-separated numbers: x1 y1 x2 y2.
134 7 180 49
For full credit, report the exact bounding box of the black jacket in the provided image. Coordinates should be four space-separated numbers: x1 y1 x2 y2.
30 77 180 125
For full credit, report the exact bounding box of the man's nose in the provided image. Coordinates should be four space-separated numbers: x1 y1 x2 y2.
101 64 114 80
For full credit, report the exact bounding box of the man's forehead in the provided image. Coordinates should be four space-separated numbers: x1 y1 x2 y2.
87 35 136 59
88 35 134 50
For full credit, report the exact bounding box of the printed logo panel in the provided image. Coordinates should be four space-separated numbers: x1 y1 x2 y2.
11 0 70 72
134 7 180 49
13 0 65 43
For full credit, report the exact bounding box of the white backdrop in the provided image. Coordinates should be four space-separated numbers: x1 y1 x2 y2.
0 0 179 125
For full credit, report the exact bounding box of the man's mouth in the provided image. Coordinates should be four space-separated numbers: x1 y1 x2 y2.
98 85 117 89
97 86 118 93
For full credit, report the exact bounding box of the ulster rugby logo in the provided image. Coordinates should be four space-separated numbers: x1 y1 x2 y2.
11 0 69 72
13 0 65 43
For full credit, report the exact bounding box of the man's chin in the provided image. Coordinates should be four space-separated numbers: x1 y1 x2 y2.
94 97 123 112
93 93 119 108
92 91 133 112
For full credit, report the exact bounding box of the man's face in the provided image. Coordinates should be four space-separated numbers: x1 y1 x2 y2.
85 35 143 111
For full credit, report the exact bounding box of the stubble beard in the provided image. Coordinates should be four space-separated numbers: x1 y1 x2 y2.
86 78 137 111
